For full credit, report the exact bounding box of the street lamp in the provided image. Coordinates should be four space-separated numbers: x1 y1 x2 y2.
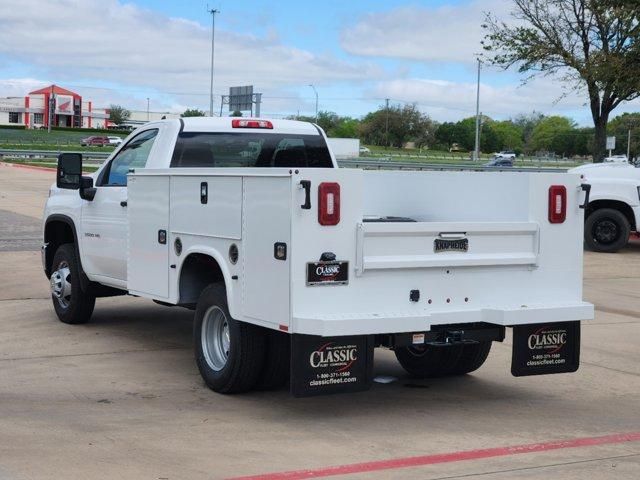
208 7 219 117
308 84 318 123
473 58 481 162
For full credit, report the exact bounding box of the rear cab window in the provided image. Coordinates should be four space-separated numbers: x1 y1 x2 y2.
170 132 333 168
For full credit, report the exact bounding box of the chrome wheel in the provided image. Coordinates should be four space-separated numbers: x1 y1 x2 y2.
201 306 230 371
50 261 72 309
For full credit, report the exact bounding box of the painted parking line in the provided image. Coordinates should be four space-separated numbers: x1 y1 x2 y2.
228 431 640 480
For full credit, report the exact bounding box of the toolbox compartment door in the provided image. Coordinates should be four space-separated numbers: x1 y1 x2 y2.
241 176 292 329
127 175 170 299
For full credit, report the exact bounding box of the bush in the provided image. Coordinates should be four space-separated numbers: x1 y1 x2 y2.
0 125 27 130
50 126 131 135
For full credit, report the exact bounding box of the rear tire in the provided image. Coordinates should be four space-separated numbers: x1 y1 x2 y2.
585 208 630 252
255 329 290 390
394 344 462 378
450 342 492 375
194 284 266 393
50 244 95 324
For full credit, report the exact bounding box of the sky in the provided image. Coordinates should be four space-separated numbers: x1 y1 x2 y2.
0 0 638 124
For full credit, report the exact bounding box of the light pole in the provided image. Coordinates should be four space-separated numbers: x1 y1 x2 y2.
146 97 150 121
473 58 482 161
208 7 219 117
308 84 318 123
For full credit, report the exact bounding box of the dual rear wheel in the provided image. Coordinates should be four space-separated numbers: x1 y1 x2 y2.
394 342 492 378
194 284 289 393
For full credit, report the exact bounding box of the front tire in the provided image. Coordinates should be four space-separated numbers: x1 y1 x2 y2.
194 284 266 393
585 208 630 252
50 243 95 324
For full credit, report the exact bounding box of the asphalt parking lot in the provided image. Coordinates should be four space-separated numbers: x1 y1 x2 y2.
0 163 638 480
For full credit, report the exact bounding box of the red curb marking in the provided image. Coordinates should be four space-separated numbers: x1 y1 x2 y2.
0 162 56 173
228 431 640 480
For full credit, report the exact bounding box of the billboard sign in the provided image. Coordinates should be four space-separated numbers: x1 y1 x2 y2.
229 86 253 112
606 136 616 150
55 95 74 114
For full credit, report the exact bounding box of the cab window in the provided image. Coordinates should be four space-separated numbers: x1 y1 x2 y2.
100 129 158 186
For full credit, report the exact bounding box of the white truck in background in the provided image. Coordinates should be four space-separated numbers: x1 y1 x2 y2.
43 117 593 396
570 162 640 252
326 137 360 159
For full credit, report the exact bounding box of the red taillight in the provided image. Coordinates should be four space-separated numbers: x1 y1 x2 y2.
318 182 340 226
548 185 567 223
231 119 273 129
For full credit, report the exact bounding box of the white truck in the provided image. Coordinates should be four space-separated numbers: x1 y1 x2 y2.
43 117 594 396
570 162 640 252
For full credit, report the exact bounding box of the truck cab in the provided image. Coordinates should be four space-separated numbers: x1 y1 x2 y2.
570 162 640 252
43 117 593 397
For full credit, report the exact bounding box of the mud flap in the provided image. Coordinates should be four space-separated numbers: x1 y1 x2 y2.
511 321 580 377
290 334 374 397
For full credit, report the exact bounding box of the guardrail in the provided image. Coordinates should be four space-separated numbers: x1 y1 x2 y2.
338 159 568 173
0 149 109 161
0 149 571 173
365 152 580 165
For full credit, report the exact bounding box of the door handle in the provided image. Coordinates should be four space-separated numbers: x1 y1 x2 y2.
300 180 311 209
120 200 128 207
579 183 591 209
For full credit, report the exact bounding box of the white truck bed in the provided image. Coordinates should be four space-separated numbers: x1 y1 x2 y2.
126 168 594 336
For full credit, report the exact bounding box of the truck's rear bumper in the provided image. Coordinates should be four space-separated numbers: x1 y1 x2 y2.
292 301 594 336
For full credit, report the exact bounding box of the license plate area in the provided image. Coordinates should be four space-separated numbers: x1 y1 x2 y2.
511 321 580 376
434 237 468 253
306 261 349 286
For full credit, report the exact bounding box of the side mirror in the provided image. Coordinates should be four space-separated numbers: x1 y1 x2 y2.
79 176 96 201
57 153 82 189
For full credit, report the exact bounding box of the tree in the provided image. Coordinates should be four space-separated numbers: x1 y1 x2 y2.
512 112 546 152
108 104 130 125
483 1 640 161
182 108 206 117
331 118 360 138
529 116 577 156
491 121 525 153
609 112 640 159
290 111 361 138
434 122 464 150
359 103 435 148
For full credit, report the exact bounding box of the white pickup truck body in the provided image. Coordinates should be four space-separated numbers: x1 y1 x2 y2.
570 162 640 252
43 118 594 396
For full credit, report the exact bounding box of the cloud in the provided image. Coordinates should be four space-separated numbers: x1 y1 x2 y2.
341 0 509 63
369 76 614 123
0 78 50 98
0 0 381 99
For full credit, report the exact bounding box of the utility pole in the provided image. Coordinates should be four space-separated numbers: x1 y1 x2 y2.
474 58 481 161
146 97 150 121
385 98 390 147
254 93 262 118
309 84 318 123
47 85 55 134
628 129 632 161
208 6 219 117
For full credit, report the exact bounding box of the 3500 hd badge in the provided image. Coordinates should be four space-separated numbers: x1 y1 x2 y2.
306 261 349 286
